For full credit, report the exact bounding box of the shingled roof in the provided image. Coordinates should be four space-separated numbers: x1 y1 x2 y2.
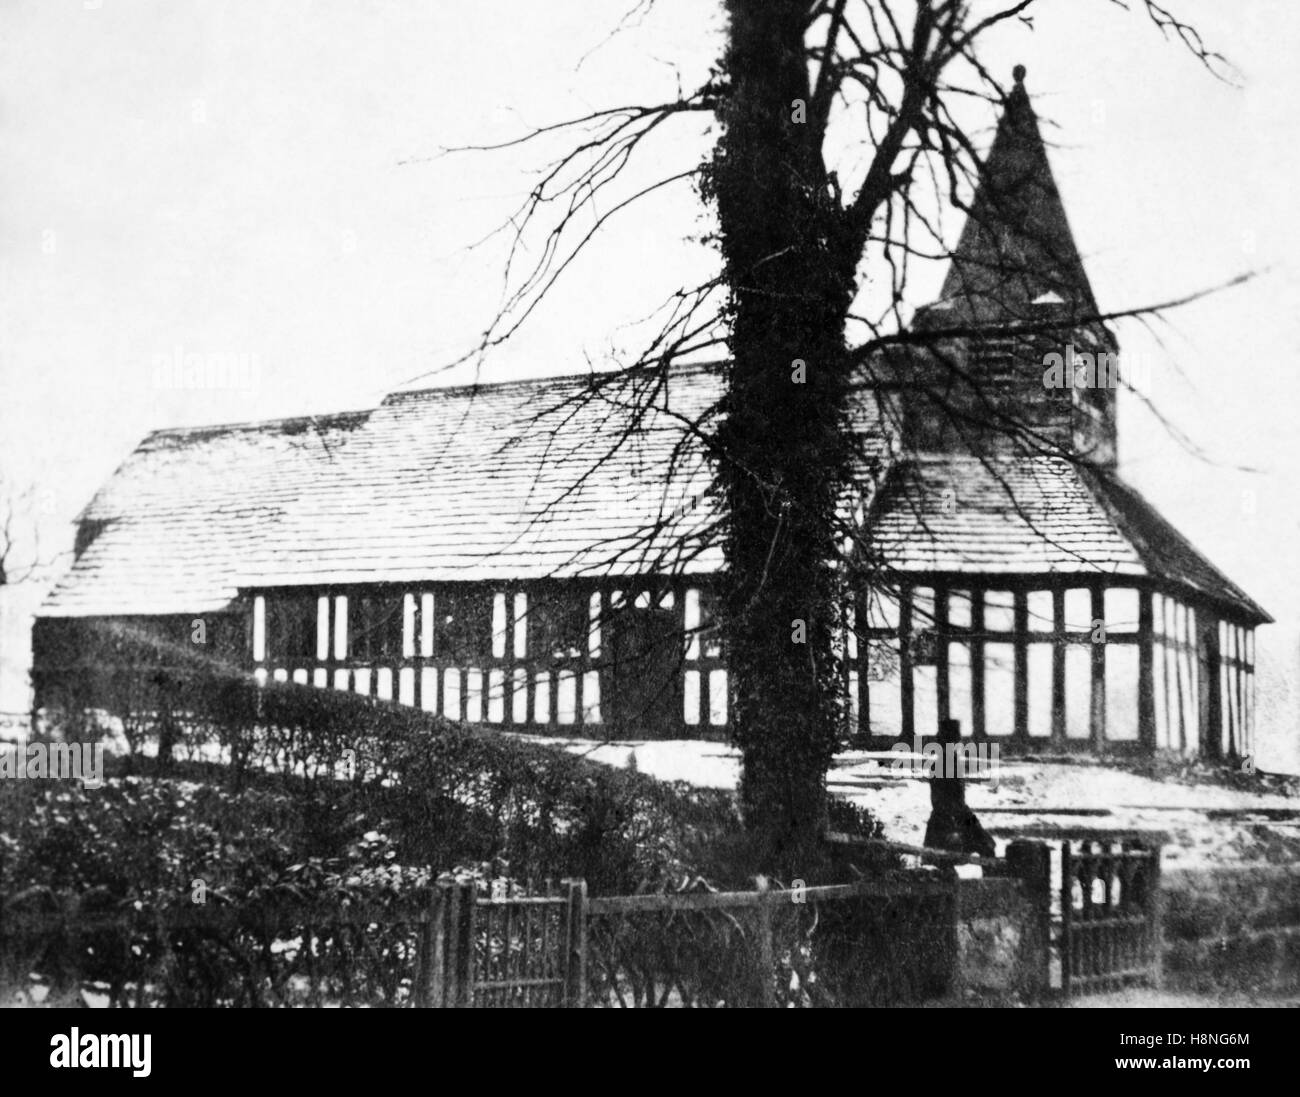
41 359 1266 626
40 363 742 614
922 67 1102 330
866 455 1270 623
232 364 728 589
45 411 373 616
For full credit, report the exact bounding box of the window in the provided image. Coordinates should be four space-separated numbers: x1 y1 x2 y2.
912 587 936 631
1104 588 1139 634
492 594 508 659
334 596 348 660
588 592 602 658
984 643 1015 737
685 589 701 660
402 595 416 659
514 593 528 658
253 596 266 662
1064 588 1092 633
1027 643 1052 737
684 670 701 725
557 670 577 724
913 665 939 738
443 668 461 720
582 670 601 723
317 596 330 660
420 593 434 656
984 590 1016 632
1065 645 1091 739
865 587 901 632
708 669 728 726
948 590 972 630
512 668 528 723
487 669 506 723
948 643 972 736
694 589 723 658
866 640 903 738
1027 591 1054 632
1105 645 1140 741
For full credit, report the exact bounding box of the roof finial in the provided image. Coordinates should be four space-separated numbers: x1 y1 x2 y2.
1012 63 1026 85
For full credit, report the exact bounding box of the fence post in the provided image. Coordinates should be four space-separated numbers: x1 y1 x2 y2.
1006 839 1052 1000
440 877 476 1008
1060 842 1073 1000
418 879 450 1007
1149 844 1164 990
455 878 476 1007
560 879 588 1008
753 875 776 1008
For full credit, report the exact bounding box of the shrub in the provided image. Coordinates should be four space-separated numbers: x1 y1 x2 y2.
33 623 758 891
12 621 908 1005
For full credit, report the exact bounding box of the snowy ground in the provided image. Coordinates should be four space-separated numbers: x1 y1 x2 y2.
533 736 1300 868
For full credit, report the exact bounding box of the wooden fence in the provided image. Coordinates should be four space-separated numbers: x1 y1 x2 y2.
426 872 962 1008
421 880 585 1008
3 837 1165 1007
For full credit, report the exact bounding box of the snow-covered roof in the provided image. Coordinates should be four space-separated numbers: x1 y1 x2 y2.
867 455 1270 623
39 360 1266 625
41 363 749 614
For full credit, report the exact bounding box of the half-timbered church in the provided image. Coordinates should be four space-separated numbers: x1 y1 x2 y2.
33 72 1268 761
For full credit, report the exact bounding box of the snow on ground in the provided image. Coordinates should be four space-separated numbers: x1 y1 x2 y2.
1063 988 1299 1008
532 735 1300 868
529 735 742 789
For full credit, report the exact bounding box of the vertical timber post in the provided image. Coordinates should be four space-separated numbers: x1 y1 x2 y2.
1060 842 1073 1000
753 875 776 1007
1138 592 1155 753
1006 839 1052 1000
419 878 451 1007
444 877 475 1008
1150 844 1164 990
560 879 587 1008
1090 586 1106 753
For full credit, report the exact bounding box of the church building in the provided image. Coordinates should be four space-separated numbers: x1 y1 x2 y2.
33 71 1268 761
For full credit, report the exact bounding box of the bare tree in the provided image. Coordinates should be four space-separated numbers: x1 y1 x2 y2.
428 0 1226 874
0 477 51 589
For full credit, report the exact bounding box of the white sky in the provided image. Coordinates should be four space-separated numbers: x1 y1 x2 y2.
1 0 1298 765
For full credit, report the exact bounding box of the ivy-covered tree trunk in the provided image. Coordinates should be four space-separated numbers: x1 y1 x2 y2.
707 0 862 875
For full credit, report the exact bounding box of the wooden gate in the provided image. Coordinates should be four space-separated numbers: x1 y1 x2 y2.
421 879 586 1007
1059 839 1162 998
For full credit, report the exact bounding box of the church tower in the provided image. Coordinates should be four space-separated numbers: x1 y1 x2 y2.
906 66 1118 467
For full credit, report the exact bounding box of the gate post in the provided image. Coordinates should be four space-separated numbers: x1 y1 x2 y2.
440 877 476 1008
1060 842 1073 999
418 878 452 1007
1006 839 1052 999
560 879 588 1008
1149 844 1164 990
752 876 776 1007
